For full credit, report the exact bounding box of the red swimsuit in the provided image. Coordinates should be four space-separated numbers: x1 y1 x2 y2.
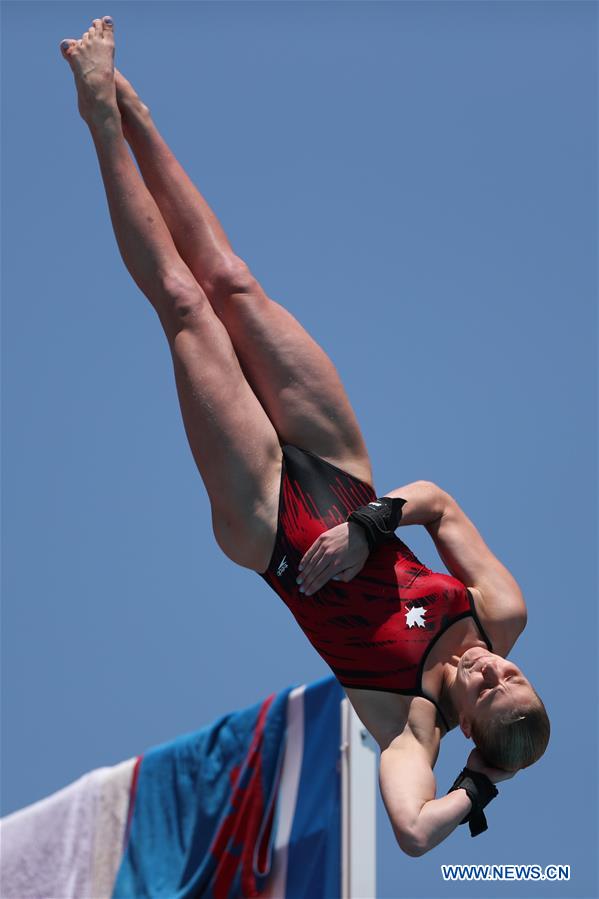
260 444 493 731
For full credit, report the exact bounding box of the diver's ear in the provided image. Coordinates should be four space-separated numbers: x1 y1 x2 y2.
459 713 471 739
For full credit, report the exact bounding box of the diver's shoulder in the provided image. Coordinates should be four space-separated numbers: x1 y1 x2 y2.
469 584 527 657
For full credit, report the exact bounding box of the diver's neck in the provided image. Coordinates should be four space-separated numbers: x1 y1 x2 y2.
438 662 462 732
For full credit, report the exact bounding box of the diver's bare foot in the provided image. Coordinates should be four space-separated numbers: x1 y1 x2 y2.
60 17 118 125
114 69 151 130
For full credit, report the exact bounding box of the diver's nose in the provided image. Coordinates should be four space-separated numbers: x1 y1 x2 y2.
481 662 500 684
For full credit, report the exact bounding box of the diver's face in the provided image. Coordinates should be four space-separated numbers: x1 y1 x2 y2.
456 647 534 726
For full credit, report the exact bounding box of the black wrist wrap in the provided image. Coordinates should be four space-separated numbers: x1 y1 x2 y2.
347 497 407 551
448 767 499 837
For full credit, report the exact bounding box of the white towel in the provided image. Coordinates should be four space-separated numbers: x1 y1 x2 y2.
0 758 136 899
89 759 137 898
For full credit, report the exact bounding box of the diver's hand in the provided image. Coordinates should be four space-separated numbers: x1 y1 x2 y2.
466 748 517 784
296 522 370 595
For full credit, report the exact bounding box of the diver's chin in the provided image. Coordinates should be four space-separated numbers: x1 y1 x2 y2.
460 646 490 672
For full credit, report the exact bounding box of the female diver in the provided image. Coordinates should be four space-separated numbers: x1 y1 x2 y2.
60 17 549 856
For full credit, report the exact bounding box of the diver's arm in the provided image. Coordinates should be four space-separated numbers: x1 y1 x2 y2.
379 732 473 856
384 480 446 527
412 793 475 855
386 481 526 627
298 480 525 614
423 489 527 629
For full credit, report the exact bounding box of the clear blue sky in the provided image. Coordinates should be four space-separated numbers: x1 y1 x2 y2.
2 2 597 897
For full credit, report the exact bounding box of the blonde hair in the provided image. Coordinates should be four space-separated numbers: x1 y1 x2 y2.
471 692 550 772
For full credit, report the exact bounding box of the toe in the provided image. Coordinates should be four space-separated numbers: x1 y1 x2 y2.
91 18 103 33
103 16 114 30
60 38 76 57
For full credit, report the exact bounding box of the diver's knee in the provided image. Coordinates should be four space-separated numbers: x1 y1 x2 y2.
206 255 262 306
156 269 213 337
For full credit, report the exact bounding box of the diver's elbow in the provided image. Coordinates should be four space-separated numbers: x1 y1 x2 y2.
403 842 429 858
395 828 429 858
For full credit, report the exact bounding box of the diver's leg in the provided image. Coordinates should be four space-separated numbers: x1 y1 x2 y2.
116 71 373 484
60 20 282 571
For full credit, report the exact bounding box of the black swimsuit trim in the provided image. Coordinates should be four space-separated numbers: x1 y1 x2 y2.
261 447 288 576
338 681 453 732
285 443 375 489
466 588 494 652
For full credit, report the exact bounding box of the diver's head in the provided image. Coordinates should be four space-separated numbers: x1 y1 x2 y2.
452 647 550 771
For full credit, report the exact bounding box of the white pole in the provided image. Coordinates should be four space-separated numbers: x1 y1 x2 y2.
340 698 377 899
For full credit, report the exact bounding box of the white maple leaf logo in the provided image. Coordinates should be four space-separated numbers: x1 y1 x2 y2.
405 606 427 628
